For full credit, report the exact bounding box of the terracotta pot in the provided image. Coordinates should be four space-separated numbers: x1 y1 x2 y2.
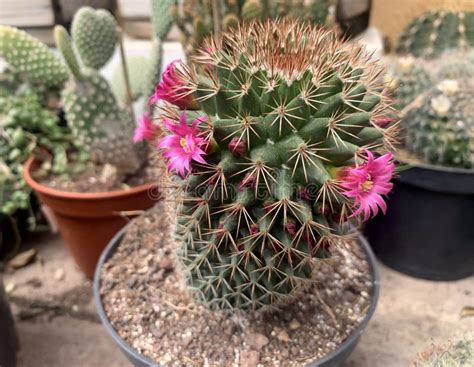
23 157 160 278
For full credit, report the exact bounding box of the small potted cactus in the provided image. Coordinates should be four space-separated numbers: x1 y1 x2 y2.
366 39 474 280
95 20 398 366
0 7 164 277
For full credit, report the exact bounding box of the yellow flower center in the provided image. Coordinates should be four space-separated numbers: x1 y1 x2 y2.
361 178 373 192
180 137 188 148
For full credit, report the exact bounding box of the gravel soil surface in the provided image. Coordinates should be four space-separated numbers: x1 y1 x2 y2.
99 202 374 366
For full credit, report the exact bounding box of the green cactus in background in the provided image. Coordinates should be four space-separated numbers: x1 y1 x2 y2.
414 337 474 367
111 39 163 104
142 38 163 98
71 7 117 70
0 26 68 88
55 25 144 174
111 56 149 103
436 49 474 81
404 79 474 169
151 0 174 39
174 0 333 56
156 20 396 310
396 10 474 58
385 56 433 110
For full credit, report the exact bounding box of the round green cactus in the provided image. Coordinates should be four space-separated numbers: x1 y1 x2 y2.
386 56 433 110
396 10 474 58
436 50 474 81
71 7 117 70
161 20 396 311
0 26 68 88
404 79 474 169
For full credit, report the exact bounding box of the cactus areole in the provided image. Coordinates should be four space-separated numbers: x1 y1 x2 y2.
151 20 398 311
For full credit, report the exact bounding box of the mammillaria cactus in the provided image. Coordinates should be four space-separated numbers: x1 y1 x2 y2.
404 79 474 169
151 20 397 310
0 26 68 88
55 24 145 174
173 0 333 56
385 56 432 110
396 10 474 58
71 7 117 70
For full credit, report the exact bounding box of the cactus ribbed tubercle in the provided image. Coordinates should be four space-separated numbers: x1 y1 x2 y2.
153 20 398 311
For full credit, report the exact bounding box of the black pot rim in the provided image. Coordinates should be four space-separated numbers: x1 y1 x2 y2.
94 222 380 367
396 160 474 194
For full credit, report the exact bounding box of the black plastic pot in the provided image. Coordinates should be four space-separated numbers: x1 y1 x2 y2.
0 276 20 367
94 221 380 367
365 163 474 281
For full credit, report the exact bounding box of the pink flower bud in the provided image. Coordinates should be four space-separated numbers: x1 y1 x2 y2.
228 137 247 157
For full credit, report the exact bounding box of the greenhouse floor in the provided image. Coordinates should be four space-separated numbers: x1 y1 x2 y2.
4 232 473 367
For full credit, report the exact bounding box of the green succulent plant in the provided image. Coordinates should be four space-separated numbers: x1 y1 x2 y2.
0 73 79 220
385 56 433 110
55 25 145 174
404 79 474 169
396 10 474 58
157 20 396 311
71 6 117 70
0 26 68 88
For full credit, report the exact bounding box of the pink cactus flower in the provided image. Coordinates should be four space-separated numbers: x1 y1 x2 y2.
158 112 208 177
339 150 395 221
133 112 156 143
148 60 198 110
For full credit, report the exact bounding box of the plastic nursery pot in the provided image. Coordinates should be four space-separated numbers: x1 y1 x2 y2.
23 157 160 278
0 276 20 367
365 163 474 281
94 221 380 367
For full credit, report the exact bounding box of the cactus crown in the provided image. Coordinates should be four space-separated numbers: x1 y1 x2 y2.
156 20 397 311
396 10 474 58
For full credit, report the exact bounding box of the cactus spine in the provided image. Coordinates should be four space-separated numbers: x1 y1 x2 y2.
0 26 68 88
396 10 474 58
157 20 396 311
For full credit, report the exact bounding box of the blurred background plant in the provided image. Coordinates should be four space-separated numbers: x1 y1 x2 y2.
0 67 85 263
171 0 336 56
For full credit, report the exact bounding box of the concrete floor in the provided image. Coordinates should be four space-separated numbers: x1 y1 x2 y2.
3 233 473 367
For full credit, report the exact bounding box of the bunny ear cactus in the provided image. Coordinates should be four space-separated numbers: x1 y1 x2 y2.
151 20 398 311
71 7 117 70
55 25 144 174
404 79 474 169
151 0 174 39
396 10 474 58
0 26 68 88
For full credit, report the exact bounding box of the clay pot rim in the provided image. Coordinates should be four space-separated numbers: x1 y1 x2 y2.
23 156 158 201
